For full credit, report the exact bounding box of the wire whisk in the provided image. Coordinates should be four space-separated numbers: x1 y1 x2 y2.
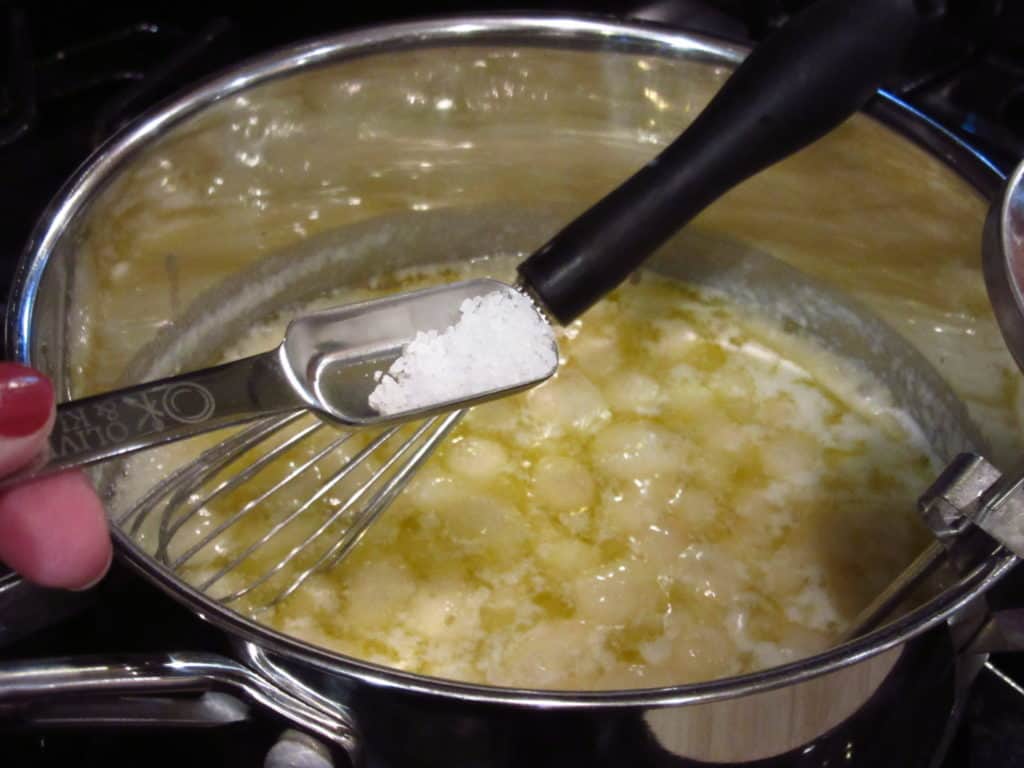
116 410 463 611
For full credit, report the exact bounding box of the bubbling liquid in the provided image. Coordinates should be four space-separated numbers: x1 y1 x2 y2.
136 259 934 690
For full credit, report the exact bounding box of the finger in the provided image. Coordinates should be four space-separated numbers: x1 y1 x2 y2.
0 362 55 475
0 471 111 589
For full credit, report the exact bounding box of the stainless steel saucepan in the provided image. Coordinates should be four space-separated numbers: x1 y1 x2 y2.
3 15 1024 768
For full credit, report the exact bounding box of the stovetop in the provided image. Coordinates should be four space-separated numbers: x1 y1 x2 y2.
2 2 1023 766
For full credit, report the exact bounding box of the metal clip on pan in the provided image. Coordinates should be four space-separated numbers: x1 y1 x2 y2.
845 157 1024 642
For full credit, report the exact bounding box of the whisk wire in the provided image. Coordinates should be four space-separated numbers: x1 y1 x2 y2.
121 412 306 535
118 405 462 610
169 425 353 571
267 410 465 608
199 424 404 601
161 420 328 558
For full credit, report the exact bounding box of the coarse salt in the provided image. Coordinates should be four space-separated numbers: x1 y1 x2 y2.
368 289 556 415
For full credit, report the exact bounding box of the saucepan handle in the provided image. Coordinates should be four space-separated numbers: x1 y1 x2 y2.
0 651 359 764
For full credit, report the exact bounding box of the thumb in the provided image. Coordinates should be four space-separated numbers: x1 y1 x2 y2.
0 362 55 472
0 363 112 589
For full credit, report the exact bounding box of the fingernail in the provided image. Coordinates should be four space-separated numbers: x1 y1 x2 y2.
71 547 113 592
0 363 53 437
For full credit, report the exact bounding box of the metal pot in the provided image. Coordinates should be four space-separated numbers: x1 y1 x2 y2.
2 16 1022 768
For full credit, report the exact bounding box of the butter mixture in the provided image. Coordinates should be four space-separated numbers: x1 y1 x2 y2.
141 260 934 690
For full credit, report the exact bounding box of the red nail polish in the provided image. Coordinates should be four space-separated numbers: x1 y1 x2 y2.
0 363 54 437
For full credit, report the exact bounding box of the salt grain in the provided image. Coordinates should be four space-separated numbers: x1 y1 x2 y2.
368 289 556 415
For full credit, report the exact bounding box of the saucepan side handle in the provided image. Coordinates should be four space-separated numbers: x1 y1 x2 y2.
0 651 359 762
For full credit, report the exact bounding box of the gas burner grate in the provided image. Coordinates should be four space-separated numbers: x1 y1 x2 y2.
0 8 239 299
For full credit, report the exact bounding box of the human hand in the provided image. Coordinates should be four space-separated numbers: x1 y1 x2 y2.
0 363 111 588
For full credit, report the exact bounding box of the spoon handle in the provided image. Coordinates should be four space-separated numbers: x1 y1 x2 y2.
518 0 929 324
4 349 303 485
